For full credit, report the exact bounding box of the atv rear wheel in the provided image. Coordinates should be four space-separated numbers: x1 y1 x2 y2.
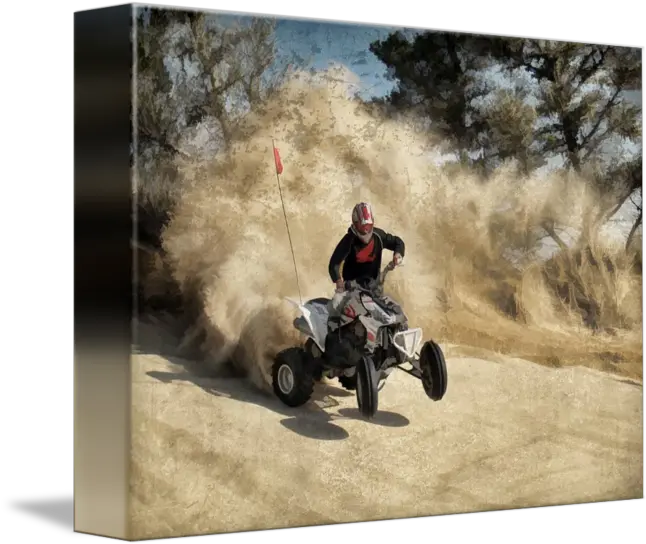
419 340 447 401
272 347 315 407
356 356 379 418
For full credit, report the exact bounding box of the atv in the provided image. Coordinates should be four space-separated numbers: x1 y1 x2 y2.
271 261 448 419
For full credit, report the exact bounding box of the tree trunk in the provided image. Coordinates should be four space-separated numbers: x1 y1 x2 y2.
542 220 568 251
578 190 634 250
625 208 642 252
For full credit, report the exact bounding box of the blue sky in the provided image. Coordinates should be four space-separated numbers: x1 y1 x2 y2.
271 18 403 100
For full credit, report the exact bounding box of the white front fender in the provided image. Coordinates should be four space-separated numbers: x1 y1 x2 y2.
392 328 423 359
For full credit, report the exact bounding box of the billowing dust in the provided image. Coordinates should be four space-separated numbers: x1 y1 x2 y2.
151 66 642 390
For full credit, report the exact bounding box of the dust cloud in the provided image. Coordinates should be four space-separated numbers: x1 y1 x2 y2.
150 66 642 390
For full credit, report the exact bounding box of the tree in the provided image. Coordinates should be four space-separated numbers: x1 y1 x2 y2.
584 152 642 245
625 185 642 253
134 7 288 250
136 8 191 159
133 7 289 313
136 7 286 157
487 39 641 246
489 40 641 171
172 14 283 144
368 31 642 334
368 31 542 174
476 86 544 175
135 7 198 255
370 32 488 161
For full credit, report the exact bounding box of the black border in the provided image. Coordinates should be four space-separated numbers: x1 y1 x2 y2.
72 1 644 542
74 4 133 540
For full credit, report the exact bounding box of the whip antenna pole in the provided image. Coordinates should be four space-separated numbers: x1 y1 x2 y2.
272 138 303 305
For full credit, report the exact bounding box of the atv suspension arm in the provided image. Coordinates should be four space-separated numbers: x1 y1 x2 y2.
394 362 422 380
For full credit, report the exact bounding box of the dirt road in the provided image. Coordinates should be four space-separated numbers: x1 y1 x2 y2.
129 322 642 540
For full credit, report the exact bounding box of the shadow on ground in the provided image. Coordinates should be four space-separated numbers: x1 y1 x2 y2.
146 365 411 438
135 314 411 441
147 367 358 441
337 407 410 427
12 498 73 529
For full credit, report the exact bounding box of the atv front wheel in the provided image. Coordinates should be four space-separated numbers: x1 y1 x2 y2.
356 356 379 418
419 340 447 401
272 347 315 407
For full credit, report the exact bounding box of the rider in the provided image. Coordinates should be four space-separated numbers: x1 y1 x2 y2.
327 202 405 329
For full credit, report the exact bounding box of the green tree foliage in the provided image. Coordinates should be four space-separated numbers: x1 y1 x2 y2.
368 31 543 174
489 39 641 171
368 31 491 151
477 87 543 175
493 40 641 246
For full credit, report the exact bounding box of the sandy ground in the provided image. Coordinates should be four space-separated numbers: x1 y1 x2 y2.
129 321 643 541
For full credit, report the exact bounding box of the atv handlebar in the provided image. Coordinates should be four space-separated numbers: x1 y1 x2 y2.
379 260 397 285
342 261 398 295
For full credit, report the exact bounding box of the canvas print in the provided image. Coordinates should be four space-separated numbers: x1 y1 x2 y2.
130 3 642 540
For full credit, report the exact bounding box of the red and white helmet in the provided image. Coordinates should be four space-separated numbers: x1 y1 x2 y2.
351 202 374 243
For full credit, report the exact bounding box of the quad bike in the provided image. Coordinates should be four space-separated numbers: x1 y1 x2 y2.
271 261 448 419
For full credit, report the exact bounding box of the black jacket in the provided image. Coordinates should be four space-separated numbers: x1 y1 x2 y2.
328 227 405 283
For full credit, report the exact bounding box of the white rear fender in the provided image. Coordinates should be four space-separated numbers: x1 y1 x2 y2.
284 297 327 352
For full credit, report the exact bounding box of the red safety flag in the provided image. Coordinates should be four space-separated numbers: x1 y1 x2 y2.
273 144 284 175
